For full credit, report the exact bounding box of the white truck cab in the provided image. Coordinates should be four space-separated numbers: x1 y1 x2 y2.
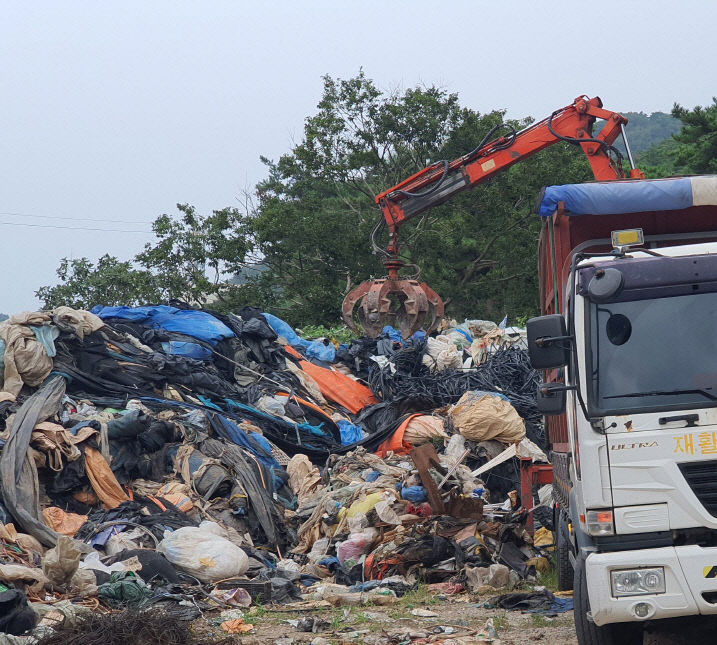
529 176 717 644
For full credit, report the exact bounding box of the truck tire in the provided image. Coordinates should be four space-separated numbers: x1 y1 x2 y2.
574 555 643 645
556 511 574 591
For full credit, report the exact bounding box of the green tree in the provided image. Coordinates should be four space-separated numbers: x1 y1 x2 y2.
635 138 679 178
250 72 592 324
136 204 252 306
36 255 160 310
618 111 680 153
36 204 255 311
671 98 717 173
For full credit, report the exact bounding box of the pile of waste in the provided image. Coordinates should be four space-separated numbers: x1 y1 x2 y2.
0 305 556 641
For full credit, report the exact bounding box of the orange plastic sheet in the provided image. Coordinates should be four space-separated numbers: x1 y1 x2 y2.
284 346 377 414
84 447 129 509
375 413 422 458
42 507 88 537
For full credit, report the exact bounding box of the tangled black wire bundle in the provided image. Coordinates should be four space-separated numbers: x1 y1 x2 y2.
34 609 235 645
368 342 543 428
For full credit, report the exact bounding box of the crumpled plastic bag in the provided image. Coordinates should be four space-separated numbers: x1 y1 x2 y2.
79 551 131 575
210 587 252 608
465 563 511 590
340 492 385 519
0 564 49 593
336 528 378 566
68 568 97 598
276 559 301 581
42 535 83 587
374 500 401 525
402 415 447 445
42 507 88 537
256 394 287 417
287 454 322 507
421 336 463 372
157 522 248 583
449 390 525 443
105 533 140 556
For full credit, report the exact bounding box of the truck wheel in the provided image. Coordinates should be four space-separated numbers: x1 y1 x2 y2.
556 511 574 591
574 555 643 645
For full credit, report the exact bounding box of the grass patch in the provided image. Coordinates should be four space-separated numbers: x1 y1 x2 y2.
297 324 357 344
329 612 343 631
538 562 559 592
248 604 267 618
530 614 557 628
492 613 510 631
398 584 438 609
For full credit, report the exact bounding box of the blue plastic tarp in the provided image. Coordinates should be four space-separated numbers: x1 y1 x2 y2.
337 420 364 445
210 413 281 474
261 312 310 348
538 177 697 217
161 341 212 360
263 312 337 361
91 305 234 346
305 341 336 363
382 326 403 343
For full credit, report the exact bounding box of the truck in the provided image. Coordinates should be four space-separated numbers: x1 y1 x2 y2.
528 175 717 644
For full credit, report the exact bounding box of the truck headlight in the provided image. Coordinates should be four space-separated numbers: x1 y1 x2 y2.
610 568 665 597
585 510 614 536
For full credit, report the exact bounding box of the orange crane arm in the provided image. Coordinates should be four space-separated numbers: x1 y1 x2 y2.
343 95 643 339
375 96 643 254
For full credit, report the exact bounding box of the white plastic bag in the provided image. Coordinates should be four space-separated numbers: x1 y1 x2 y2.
276 559 301 581
105 533 140 556
157 522 248 582
79 551 128 575
421 336 463 372
307 537 331 563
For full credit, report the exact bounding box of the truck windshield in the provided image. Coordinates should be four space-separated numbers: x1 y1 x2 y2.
589 291 717 414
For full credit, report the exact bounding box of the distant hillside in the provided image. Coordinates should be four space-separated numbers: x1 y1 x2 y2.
595 111 680 176
619 111 680 153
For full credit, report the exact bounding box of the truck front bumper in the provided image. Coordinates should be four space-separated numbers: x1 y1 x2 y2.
586 545 717 626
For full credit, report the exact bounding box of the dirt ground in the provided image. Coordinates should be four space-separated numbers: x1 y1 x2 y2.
196 593 578 645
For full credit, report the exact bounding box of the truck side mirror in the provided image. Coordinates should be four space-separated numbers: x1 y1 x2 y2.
527 314 571 369
536 382 569 416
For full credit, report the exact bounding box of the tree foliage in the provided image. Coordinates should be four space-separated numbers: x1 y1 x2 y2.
37 205 253 311
248 72 593 323
671 98 717 173
36 255 159 310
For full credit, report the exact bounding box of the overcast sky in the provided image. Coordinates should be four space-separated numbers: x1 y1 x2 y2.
2 1 716 313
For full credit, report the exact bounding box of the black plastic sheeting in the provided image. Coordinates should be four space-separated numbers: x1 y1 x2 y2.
0 377 66 547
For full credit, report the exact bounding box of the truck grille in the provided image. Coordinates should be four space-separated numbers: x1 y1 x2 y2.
679 460 717 516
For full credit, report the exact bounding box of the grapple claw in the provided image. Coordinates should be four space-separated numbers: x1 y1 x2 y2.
342 275 444 339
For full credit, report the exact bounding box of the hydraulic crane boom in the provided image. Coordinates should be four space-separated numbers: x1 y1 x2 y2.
342 95 643 338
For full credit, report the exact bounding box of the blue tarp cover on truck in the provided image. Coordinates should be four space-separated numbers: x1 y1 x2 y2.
538 176 717 217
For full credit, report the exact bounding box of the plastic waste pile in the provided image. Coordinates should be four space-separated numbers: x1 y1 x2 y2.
0 305 553 640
